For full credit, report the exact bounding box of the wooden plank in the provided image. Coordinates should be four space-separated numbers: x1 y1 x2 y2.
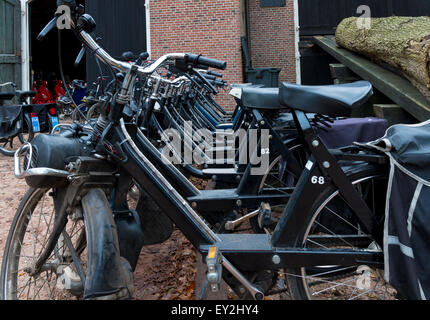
0 55 20 64
0 0 21 88
313 35 430 122
373 104 417 126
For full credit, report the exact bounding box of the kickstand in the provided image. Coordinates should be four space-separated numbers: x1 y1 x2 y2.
199 279 209 300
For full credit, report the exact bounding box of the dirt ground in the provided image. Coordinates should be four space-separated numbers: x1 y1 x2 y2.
0 152 199 300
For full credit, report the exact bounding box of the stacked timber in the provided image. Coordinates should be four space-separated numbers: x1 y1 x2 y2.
335 16 430 101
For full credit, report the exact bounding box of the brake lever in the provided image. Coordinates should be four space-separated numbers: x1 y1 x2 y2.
192 68 218 95
37 16 60 41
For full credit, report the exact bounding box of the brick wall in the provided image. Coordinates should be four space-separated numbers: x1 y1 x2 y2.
149 0 244 109
247 0 297 84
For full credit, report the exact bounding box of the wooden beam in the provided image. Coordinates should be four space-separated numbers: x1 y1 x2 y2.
313 36 430 122
373 104 418 127
329 63 360 84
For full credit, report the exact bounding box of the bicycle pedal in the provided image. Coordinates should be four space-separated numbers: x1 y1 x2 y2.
258 202 272 229
206 246 222 293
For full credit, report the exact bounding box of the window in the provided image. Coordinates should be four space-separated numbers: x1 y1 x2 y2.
260 0 286 8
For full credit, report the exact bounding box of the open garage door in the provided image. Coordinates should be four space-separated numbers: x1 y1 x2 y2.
298 0 430 85
0 0 21 88
30 0 86 90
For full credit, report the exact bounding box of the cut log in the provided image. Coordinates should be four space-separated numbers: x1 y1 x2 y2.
335 16 430 102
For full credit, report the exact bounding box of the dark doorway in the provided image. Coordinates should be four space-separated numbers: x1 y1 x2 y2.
85 0 147 85
30 0 86 90
298 0 430 85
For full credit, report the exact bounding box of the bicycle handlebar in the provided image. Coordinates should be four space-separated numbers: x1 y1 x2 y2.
77 24 186 76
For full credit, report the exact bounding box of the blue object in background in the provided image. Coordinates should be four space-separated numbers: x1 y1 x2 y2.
73 88 86 105
31 116 40 133
51 116 59 131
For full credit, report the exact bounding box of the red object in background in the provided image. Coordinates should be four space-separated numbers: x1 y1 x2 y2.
32 80 55 104
31 81 37 104
49 107 57 116
53 80 66 100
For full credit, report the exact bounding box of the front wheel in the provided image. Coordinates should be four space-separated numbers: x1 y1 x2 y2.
1 188 88 300
284 167 397 300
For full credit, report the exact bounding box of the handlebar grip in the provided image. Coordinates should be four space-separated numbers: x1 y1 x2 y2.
203 74 217 81
215 79 226 85
207 70 223 78
186 54 227 70
121 51 134 62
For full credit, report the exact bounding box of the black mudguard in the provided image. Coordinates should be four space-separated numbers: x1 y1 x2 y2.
136 188 174 246
114 210 145 271
81 188 132 299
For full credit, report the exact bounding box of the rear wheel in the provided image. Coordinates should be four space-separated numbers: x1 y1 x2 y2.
1 188 88 300
284 168 397 300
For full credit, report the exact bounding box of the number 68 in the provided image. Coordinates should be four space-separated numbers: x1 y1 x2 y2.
311 176 325 185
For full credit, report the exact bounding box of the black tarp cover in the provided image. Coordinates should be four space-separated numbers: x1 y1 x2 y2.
368 120 430 300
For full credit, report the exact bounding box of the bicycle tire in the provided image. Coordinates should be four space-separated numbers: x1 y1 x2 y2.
86 102 102 120
72 103 87 123
1 187 88 300
18 115 34 144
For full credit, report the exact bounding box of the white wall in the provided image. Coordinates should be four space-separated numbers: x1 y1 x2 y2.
293 0 301 84
20 0 31 90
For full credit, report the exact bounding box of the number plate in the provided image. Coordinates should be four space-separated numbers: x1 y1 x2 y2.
31 116 40 133
51 116 59 130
